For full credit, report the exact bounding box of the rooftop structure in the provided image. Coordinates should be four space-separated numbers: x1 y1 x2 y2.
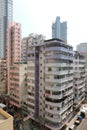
0 108 13 130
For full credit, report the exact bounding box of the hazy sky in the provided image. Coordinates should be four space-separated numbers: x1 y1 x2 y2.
14 0 87 49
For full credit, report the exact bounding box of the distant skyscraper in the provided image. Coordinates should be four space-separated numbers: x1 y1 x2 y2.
0 0 13 58
52 16 67 42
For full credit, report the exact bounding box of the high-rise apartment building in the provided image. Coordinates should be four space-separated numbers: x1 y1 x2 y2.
7 21 21 94
77 43 87 98
27 38 73 130
9 63 27 108
73 51 85 110
0 0 13 58
52 16 67 42
21 33 45 62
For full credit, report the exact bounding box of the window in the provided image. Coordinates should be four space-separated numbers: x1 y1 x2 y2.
48 67 52 72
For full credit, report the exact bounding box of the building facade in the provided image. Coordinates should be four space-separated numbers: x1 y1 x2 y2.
0 0 13 58
9 63 27 108
73 51 85 110
21 33 45 62
77 43 87 98
52 17 67 42
27 38 73 130
7 21 21 94
21 37 28 62
0 58 7 95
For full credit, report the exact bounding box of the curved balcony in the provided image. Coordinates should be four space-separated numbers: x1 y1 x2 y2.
45 54 73 61
45 93 63 99
45 115 61 123
60 103 73 114
65 89 73 96
46 102 73 115
45 113 73 130
45 101 62 107
45 83 73 91
45 63 73 67
46 108 60 114
45 90 73 100
45 47 73 54
46 70 73 75
45 77 73 83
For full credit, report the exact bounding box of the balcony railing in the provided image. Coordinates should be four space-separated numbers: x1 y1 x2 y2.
45 47 73 54
45 83 73 91
45 54 73 61
45 76 73 83
45 63 73 67
45 115 61 123
45 101 62 107
46 70 73 75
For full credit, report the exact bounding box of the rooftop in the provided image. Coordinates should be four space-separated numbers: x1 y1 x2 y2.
0 108 13 123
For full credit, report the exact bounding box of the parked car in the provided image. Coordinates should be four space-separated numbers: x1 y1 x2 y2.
74 119 81 125
68 124 75 130
77 115 83 121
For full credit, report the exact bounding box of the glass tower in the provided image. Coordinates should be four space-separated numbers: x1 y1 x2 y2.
0 0 13 58
52 16 67 42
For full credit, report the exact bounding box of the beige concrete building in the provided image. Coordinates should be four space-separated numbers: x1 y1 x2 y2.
9 62 27 108
0 108 13 130
0 58 7 95
73 51 85 110
77 43 87 98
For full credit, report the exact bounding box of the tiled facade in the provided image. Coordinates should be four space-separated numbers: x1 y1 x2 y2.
27 38 73 130
9 63 27 108
73 51 85 109
7 21 21 94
